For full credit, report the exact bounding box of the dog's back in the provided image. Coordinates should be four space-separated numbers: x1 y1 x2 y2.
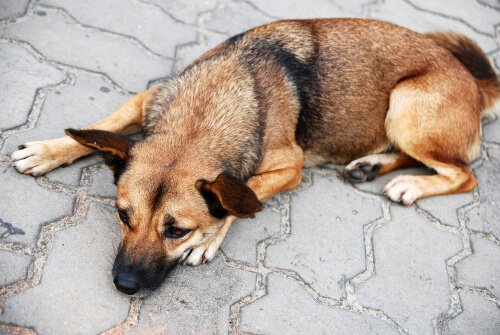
146 18 498 172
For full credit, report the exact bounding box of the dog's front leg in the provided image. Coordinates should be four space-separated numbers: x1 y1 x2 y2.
180 215 237 266
11 88 158 176
181 146 304 266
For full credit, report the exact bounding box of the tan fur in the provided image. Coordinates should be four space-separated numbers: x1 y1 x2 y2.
11 88 158 175
11 18 500 283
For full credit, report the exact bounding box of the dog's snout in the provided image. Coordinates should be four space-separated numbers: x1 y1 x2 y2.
113 273 140 295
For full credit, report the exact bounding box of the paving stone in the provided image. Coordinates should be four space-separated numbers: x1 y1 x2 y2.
0 203 130 335
173 31 227 73
267 171 382 299
351 165 475 226
352 166 434 195
456 237 500 298
356 205 462 335
478 0 500 10
40 0 197 58
2 71 133 186
0 251 31 287
365 0 498 53
483 118 500 143
0 0 29 20
221 205 281 265
403 0 498 36
250 0 371 18
201 0 273 36
131 257 255 335
0 167 74 246
417 192 474 227
89 168 116 198
0 41 65 130
493 51 500 72
3 8 171 92
448 292 500 335
0 0 499 333
241 274 399 334
467 147 500 238
149 0 216 24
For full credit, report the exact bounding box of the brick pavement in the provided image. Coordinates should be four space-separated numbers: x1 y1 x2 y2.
0 1 499 334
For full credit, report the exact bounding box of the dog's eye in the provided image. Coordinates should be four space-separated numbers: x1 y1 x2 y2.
117 208 130 227
164 226 191 239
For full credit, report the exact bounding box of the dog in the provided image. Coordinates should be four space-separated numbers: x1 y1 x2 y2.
11 18 500 295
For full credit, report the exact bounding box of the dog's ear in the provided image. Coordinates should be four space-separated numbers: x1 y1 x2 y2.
65 128 135 182
198 172 262 218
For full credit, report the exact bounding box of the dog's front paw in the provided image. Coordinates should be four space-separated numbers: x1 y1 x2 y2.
11 138 76 176
179 239 220 266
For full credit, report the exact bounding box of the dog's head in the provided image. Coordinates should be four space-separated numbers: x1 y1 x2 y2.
65 129 262 295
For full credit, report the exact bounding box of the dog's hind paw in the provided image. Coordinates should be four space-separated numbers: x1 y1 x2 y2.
343 161 381 183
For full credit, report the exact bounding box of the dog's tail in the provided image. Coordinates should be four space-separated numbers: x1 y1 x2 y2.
426 31 500 118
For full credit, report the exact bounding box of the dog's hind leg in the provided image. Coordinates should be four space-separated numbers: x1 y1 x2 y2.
11 87 158 176
344 153 421 183
382 70 481 205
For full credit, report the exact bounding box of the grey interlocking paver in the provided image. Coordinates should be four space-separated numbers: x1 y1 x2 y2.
131 257 255 335
201 0 273 36
267 171 382 299
365 0 498 52
149 0 217 24
0 167 74 245
250 0 371 18
447 292 500 335
0 1 499 334
457 237 500 298
401 0 498 36
0 203 130 334
89 168 116 198
0 0 29 20
0 41 65 130
39 0 197 58
172 30 227 73
352 166 434 194
3 7 171 92
417 192 474 228
466 147 500 239
2 71 132 186
483 117 500 143
356 205 462 335
221 205 281 265
0 251 31 287
352 167 474 228
241 275 400 334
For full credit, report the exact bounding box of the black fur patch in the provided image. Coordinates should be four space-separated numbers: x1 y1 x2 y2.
199 187 228 219
240 28 323 149
152 183 166 210
102 154 128 184
227 32 245 45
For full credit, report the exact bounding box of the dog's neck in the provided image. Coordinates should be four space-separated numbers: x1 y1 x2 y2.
144 62 265 181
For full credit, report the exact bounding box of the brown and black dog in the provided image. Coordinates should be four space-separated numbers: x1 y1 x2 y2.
11 19 500 295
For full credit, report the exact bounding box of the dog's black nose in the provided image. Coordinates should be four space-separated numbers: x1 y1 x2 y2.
113 273 140 295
